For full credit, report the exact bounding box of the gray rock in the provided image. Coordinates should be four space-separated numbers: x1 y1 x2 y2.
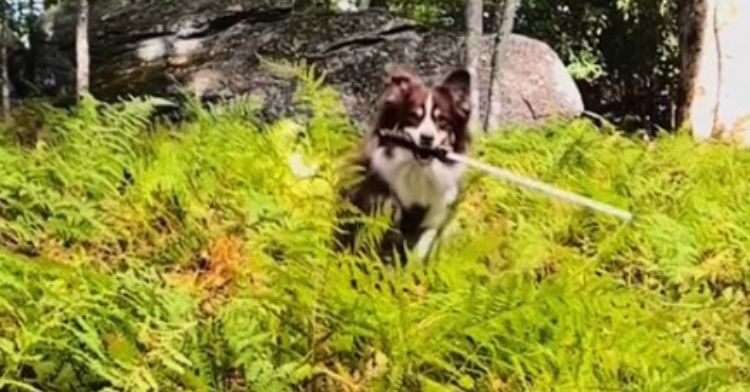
29 0 583 130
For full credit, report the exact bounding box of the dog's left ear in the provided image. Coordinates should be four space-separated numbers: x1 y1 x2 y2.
382 68 420 106
440 69 472 116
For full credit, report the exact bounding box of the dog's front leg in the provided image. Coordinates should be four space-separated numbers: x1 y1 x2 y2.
413 228 438 263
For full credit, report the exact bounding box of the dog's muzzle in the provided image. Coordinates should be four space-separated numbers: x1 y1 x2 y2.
377 128 450 164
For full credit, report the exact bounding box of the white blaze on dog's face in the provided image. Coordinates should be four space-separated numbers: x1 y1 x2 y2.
404 93 436 148
374 69 472 165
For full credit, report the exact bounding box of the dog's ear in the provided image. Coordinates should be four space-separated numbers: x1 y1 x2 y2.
440 69 472 115
382 69 419 105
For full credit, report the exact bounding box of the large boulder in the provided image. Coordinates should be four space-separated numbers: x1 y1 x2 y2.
29 0 583 130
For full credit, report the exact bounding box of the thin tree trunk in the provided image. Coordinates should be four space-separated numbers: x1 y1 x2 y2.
76 0 90 97
25 0 38 92
677 0 707 129
0 15 9 119
484 0 520 132
26 0 37 38
465 0 482 132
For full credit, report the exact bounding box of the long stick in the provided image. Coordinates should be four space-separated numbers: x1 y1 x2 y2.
446 152 633 222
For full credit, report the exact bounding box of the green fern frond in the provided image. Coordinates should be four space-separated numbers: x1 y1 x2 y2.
0 61 749 391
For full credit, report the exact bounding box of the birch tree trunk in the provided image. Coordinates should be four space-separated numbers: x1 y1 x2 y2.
76 0 90 97
679 0 750 145
465 0 482 133
484 0 520 132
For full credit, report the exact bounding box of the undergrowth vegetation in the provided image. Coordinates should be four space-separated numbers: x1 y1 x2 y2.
1 62 750 391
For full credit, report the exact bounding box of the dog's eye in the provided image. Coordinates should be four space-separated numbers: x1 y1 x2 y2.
435 117 449 130
405 112 422 126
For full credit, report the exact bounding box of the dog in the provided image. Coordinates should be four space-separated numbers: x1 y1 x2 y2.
335 68 472 265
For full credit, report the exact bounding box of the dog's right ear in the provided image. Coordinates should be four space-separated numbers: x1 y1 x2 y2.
382 69 418 105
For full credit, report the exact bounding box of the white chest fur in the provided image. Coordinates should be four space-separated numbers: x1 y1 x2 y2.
371 146 465 230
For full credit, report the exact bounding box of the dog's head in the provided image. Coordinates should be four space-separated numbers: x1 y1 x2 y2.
372 68 472 164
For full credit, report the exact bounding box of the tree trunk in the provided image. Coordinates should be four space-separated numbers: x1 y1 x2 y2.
679 0 750 144
484 0 520 132
465 0 482 132
677 0 709 134
26 0 38 37
76 0 90 97
0 17 9 119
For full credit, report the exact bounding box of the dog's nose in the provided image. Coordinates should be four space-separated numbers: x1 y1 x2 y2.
419 134 434 147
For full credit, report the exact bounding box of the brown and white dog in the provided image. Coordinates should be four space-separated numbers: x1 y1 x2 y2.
336 68 472 264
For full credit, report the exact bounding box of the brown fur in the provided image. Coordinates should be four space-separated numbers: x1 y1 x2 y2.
335 68 472 264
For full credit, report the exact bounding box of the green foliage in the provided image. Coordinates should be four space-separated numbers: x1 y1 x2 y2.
468 122 750 290
517 0 679 127
1 62 750 391
0 251 203 391
388 0 463 27
0 95 168 252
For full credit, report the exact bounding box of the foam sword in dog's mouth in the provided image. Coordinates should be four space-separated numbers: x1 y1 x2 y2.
378 129 633 222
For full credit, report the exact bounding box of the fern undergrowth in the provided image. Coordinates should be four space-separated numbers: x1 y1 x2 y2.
1 61 749 391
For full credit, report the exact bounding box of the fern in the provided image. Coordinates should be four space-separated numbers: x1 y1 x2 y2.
0 61 749 391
